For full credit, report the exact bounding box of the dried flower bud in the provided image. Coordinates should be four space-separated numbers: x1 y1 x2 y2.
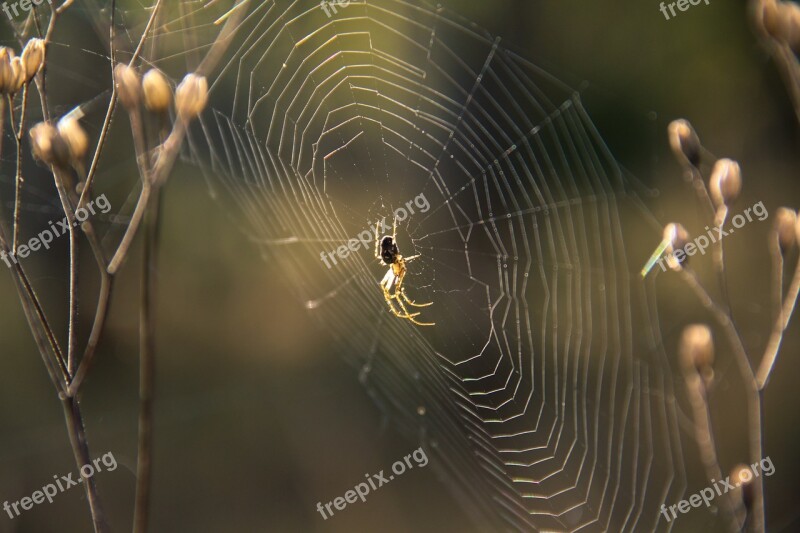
730 464 754 511
781 1 800 52
142 69 172 113
760 0 783 37
57 117 89 164
114 64 142 110
709 159 742 208
175 73 208 121
21 38 45 82
795 208 800 247
668 119 701 168
775 207 797 252
29 122 70 168
8 56 25 94
0 47 14 94
679 324 715 384
664 222 690 270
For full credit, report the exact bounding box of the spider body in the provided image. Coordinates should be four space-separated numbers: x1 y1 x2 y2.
375 218 434 326
379 235 399 266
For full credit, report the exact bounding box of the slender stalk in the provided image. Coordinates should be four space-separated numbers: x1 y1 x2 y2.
756 249 800 388
60 395 109 533
679 268 765 532
683 369 742 532
769 232 783 328
13 84 29 254
133 187 161 533
49 166 80 376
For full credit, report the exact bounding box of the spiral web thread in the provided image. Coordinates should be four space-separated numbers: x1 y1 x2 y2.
180 0 689 530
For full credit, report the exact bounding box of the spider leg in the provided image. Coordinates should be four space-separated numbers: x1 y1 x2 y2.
391 276 434 325
389 289 427 322
399 288 434 308
394 296 434 326
406 315 435 327
395 270 433 308
382 284 421 320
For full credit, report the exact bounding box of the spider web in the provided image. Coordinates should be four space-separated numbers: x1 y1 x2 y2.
174 0 691 530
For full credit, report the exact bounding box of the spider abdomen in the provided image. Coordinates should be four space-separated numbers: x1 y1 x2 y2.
380 236 399 265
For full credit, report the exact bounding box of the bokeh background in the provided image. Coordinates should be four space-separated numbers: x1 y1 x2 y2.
0 0 799 531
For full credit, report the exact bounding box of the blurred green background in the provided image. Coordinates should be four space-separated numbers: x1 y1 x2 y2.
1 1 799 531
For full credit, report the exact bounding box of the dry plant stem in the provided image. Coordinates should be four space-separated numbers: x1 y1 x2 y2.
770 43 800 124
679 268 765 532
769 234 783 325
0 229 68 389
714 206 733 315
756 247 800 388
684 164 734 313
61 395 109 533
22 3 110 530
133 188 161 533
0 224 67 378
49 166 80 375
12 85 29 254
683 370 743 532
78 93 117 210
107 119 185 275
67 212 112 396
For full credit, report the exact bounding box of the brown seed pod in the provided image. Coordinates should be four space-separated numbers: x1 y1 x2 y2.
114 64 142 110
778 1 800 51
30 122 70 168
668 119 701 168
57 117 90 164
774 207 797 253
21 38 45 82
175 73 208 122
663 222 690 270
709 159 742 208
142 68 173 113
730 464 754 512
0 47 14 94
760 0 782 37
679 324 715 383
9 56 25 94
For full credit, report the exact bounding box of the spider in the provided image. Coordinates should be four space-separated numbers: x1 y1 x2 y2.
375 217 434 326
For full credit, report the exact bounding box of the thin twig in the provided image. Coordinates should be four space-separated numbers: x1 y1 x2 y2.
61 396 109 533
12 84 29 254
679 268 765 532
682 368 743 532
756 249 800 389
133 187 161 533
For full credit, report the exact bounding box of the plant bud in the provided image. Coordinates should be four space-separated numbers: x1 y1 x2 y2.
21 38 45 82
775 207 797 252
730 464 754 511
761 0 782 37
709 158 742 208
795 207 800 247
114 64 142 110
0 47 14 94
57 117 89 163
781 0 800 52
175 73 208 121
668 119 701 168
679 324 715 383
9 56 25 94
29 122 70 168
142 68 172 113
664 222 690 270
